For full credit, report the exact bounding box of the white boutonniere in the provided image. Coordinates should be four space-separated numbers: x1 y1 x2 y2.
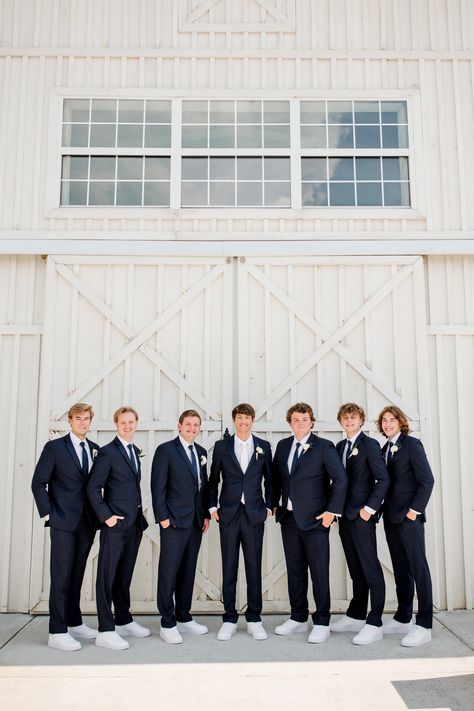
390 444 399 455
138 448 146 458
92 449 99 459
349 447 358 457
200 455 207 466
302 443 312 453
255 446 264 460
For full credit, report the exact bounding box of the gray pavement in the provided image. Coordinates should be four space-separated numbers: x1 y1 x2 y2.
0 612 473 710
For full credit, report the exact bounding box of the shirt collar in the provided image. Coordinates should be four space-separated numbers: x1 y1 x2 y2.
117 435 134 450
235 434 252 446
348 430 362 444
293 432 311 446
70 432 86 447
388 431 402 446
179 434 195 450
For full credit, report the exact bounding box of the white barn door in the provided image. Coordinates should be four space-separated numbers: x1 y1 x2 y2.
30 254 433 615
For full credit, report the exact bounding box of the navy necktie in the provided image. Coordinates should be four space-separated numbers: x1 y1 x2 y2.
127 443 138 475
289 442 301 477
189 445 200 487
384 441 390 464
343 439 352 468
79 441 88 476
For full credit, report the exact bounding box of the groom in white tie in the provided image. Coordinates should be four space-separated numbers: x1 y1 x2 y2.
208 404 273 641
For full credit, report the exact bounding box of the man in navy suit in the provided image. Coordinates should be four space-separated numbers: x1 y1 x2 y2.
31 402 99 651
331 403 390 645
87 406 150 650
377 405 434 647
151 409 210 644
209 403 272 641
272 402 347 644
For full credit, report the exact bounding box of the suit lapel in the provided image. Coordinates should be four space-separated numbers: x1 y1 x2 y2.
291 432 316 476
227 435 243 473
175 437 198 483
63 434 83 474
114 437 137 475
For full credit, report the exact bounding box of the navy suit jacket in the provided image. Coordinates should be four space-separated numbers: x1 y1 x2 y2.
208 435 273 526
31 433 100 532
272 432 348 531
151 437 209 529
336 431 390 520
382 432 434 523
86 437 148 530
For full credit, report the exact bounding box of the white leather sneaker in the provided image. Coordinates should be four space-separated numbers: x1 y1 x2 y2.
330 615 365 633
382 618 413 634
352 623 383 645
307 625 330 644
116 621 151 637
95 631 130 650
177 620 208 635
216 622 237 640
160 626 183 644
68 623 97 639
274 619 309 636
48 633 81 651
247 622 267 640
401 625 432 647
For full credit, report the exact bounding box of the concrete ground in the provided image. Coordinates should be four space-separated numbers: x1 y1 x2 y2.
0 612 473 711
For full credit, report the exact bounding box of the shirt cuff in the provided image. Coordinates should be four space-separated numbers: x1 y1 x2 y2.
209 506 217 514
364 506 376 515
409 508 421 515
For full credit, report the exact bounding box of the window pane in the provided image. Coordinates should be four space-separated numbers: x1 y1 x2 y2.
90 124 116 147
144 182 170 206
182 157 208 180
329 158 354 181
237 101 262 124
329 182 356 206
146 100 171 123
237 157 262 180
354 101 380 124
355 125 380 148
62 156 89 180
382 157 409 181
117 157 142 180
210 182 235 205
182 100 208 124
264 101 289 123
90 156 115 179
264 157 290 180
301 125 327 148
300 101 326 124
265 182 291 206
210 125 235 148
145 125 171 148
118 100 143 123
210 101 235 124
302 158 327 181
328 101 353 124
381 101 407 124
302 183 328 206
62 124 89 147
61 181 87 205
91 99 117 123
357 182 382 206
382 124 409 148
384 182 410 206
210 157 235 180
182 125 208 148
116 182 142 205
181 182 207 206
237 124 262 148
237 182 262 206
264 124 290 148
145 157 170 180
117 124 143 147
328 125 354 148
89 181 115 205
63 99 90 123
355 158 381 180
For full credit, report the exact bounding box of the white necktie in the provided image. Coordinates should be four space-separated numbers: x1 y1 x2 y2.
240 441 249 473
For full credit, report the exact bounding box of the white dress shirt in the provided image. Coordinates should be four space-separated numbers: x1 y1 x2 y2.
69 432 92 472
235 435 254 504
285 433 311 511
117 435 138 470
179 435 201 489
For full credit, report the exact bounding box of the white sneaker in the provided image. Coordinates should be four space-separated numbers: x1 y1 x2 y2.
382 618 413 634
274 619 309 636
330 615 365 633
352 624 383 645
247 622 267 640
48 633 81 651
217 622 237 641
177 620 208 635
116 621 151 637
401 625 432 647
308 625 330 644
160 626 183 644
68 623 97 639
95 631 130 650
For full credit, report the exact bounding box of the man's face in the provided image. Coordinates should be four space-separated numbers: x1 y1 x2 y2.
290 412 313 440
233 413 254 440
116 411 137 442
178 416 201 444
340 412 363 439
68 412 91 440
381 412 401 439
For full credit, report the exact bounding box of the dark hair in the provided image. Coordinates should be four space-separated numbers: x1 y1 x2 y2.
232 403 256 420
179 409 202 425
286 402 315 424
376 406 410 436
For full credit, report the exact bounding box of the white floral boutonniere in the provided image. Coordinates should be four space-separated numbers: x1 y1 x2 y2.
138 448 146 458
349 447 358 458
302 443 312 453
390 444 399 455
255 446 264 460
92 449 99 459
200 455 207 466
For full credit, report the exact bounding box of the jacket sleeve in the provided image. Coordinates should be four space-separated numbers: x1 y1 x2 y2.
31 441 55 518
208 442 222 510
150 444 171 523
408 438 435 514
365 437 391 512
197 444 211 518
271 443 283 509
86 450 114 523
262 440 273 510
324 441 348 516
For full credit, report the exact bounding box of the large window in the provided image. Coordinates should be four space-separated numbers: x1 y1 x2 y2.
60 97 411 209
